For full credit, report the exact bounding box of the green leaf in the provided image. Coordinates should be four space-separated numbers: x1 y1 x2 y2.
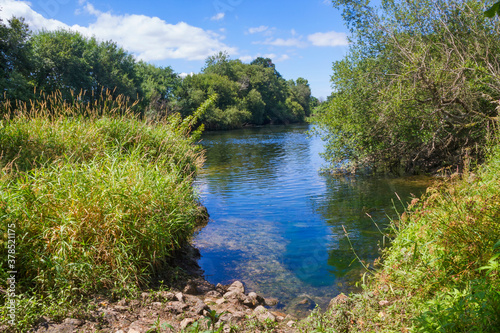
485 2 500 18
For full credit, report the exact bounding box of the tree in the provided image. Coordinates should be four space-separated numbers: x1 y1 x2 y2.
315 0 500 173
0 17 33 101
485 1 500 17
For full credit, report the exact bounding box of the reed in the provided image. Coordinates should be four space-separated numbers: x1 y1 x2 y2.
0 91 213 331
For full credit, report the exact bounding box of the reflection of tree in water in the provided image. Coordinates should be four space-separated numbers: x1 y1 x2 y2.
311 175 429 279
199 125 310 197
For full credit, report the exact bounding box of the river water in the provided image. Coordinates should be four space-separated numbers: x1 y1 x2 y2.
193 124 429 315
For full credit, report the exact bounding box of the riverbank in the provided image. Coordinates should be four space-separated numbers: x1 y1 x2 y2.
299 145 500 332
0 94 213 332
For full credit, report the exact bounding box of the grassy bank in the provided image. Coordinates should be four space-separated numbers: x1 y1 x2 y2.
0 92 212 331
300 144 500 332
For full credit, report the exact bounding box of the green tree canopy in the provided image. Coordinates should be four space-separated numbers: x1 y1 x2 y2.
315 0 500 174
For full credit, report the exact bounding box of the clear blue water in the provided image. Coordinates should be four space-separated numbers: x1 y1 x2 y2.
193 124 429 315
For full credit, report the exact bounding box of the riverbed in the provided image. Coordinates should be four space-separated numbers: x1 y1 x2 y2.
193 124 429 315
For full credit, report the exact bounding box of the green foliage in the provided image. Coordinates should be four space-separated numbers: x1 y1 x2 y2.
30 30 140 101
485 1 500 17
175 54 311 129
1 13 313 130
0 92 211 331
0 17 33 101
316 0 500 173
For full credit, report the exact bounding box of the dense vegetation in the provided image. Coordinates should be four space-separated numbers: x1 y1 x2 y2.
0 17 314 130
0 91 213 331
297 1 500 331
301 145 500 332
313 0 500 174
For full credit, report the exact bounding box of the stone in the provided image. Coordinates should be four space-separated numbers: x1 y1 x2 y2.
175 292 184 303
287 320 296 328
128 320 149 333
327 293 350 310
205 290 222 298
180 318 196 330
264 297 279 306
165 301 189 314
192 301 209 315
243 292 263 307
253 305 276 323
227 281 245 294
62 318 83 326
271 311 287 321
184 281 198 295
216 298 226 305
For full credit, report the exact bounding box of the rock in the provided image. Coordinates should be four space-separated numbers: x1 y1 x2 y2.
128 320 150 333
216 298 226 305
140 292 149 300
327 293 350 310
243 292 264 307
62 318 83 326
253 305 276 323
205 290 222 298
227 281 245 294
216 283 226 293
264 297 279 306
165 301 189 314
128 329 140 333
175 292 184 302
287 320 296 328
151 302 163 308
192 301 209 315
223 281 246 301
271 311 287 321
288 296 316 315
180 318 196 330
184 281 198 295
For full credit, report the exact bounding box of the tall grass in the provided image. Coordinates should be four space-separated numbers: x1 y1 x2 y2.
0 91 214 330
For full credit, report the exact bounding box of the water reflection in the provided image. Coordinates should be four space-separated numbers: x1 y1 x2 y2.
194 124 429 314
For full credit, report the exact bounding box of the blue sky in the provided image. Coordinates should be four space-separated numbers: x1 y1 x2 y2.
0 0 351 99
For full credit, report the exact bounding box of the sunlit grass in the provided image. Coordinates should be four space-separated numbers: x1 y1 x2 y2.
0 91 213 331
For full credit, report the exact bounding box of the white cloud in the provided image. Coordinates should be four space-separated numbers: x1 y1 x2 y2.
239 55 254 62
247 25 268 34
0 0 70 31
0 0 238 61
179 72 194 78
210 12 225 21
260 37 307 48
307 31 349 47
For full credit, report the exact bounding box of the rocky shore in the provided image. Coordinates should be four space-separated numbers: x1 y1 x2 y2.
30 245 304 333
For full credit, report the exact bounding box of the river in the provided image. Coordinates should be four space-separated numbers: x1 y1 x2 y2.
193 124 429 315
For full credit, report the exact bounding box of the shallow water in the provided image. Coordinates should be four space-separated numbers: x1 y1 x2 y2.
193 124 429 315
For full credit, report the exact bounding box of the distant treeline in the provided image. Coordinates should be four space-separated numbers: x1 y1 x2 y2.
1 17 317 129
